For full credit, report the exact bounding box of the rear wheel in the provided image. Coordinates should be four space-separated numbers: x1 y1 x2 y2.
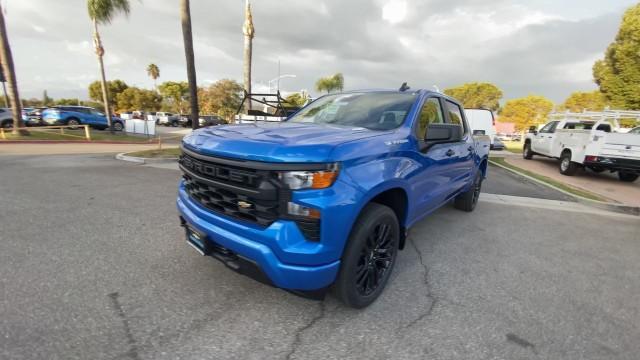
454 170 483 212
618 172 639 182
523 142 533 159
334 203 399 308
113 121 124 131
559 151 579 176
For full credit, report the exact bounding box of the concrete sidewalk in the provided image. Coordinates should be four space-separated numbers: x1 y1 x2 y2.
0 143 178 156
504 156 640 207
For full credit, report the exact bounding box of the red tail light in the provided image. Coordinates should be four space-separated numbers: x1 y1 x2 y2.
585 155 598 162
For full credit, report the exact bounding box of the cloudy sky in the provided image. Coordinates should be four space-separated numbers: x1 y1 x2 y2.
6 0 637 103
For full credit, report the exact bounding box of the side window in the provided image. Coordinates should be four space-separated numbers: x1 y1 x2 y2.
416 97 445 139
539 121 559 133
445 100 464 130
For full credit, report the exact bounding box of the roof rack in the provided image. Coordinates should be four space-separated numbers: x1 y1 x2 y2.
235 90 298 117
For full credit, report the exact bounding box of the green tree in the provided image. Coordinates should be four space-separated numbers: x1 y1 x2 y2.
158 81 189 114
42 90 52 106
443 82 503 111
116 87 162 112
198 79 243 121
55 98 83 106
284 92 307 107
146 63 160 90
315 73 344 93
561 91 607 112
88 79 128 108
593 3 640 109
88 0 131 133
0 6 25 133
499 95 554 131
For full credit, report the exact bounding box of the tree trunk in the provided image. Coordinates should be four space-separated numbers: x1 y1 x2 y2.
181 0 199 131
93 20 113 133
0 8 25 135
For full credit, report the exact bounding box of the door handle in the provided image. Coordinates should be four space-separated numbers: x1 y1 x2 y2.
446 149 455 157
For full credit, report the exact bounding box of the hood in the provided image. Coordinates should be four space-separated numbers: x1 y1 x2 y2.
182 122 384 162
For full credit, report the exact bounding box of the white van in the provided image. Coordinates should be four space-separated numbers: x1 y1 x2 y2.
464 109 496 147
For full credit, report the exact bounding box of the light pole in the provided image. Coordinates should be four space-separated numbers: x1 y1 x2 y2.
268 74 296 93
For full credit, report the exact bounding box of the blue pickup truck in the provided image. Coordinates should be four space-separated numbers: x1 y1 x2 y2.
177 89 490 308
41 106 125 131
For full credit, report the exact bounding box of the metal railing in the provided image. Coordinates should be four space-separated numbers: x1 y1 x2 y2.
0 125 92 140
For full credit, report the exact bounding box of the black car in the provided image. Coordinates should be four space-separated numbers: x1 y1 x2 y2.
491 137 506 151
180 114 225 127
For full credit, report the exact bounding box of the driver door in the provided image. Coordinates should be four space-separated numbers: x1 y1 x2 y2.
534 121 559 156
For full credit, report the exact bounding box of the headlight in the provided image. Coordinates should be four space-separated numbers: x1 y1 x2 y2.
279 165 339 190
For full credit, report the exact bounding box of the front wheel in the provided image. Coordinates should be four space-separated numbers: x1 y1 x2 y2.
618 172 639 182
523 142 533 159
113 122 124 131
67 118 80 129
334 203 399 308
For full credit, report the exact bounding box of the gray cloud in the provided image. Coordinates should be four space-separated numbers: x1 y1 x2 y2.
5 0 634 104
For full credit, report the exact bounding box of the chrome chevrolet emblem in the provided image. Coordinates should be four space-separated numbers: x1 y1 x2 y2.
237 201 253 209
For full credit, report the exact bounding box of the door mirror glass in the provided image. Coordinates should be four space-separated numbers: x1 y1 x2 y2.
473 129 485 135
528 126 537 134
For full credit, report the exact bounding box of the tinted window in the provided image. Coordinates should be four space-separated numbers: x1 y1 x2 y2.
629 127 640 134
288 92 416 131
445 100 463 127
416 97 445 139
540 121 559 133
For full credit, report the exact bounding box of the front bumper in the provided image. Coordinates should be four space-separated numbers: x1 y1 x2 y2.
177 187 341 291
585 156 640 173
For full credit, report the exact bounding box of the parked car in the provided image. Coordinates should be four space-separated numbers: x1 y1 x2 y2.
179 114 225 128
491 137 506 150
156 112 180 127
629 126 640 134
523 112 640 182
465 108 496 147
0 108 14 128
177 89 491 308
21 107 47 127
41 106 125 131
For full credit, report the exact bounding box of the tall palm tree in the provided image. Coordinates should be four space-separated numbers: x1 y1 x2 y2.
146 63 160 91
0 6 25 134
242 0 254 111
87 0 130 133
180 0 199 130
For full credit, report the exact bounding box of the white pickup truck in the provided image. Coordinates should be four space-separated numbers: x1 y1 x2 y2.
523 111 640 182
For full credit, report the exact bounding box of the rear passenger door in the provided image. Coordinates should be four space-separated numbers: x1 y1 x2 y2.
442 100 476 194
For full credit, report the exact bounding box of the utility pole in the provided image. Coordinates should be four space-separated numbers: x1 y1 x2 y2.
242 0 254 111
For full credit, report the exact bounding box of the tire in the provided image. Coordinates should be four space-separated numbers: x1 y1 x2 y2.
618 172 639 182
113 121 124 131
523 142 533 159
454 170 483 212
334 203 399 309
171 120 179 127
1 120 12 129
559 151 579 176
67 118 80 129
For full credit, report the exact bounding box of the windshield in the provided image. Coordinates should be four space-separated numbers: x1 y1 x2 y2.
287 92 416 130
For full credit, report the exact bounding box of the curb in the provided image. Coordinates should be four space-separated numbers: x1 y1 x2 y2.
115 152 178 165
488 159 640 216
1 140 158 144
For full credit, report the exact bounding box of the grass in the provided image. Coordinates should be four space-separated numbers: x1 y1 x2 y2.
489 156 608 202
126 147 181 158
1 128 156 143
502 141 523 154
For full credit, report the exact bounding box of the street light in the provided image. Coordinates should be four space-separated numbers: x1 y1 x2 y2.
268 74 296 93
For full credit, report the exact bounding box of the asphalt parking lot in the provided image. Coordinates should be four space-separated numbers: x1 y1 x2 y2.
1 154 639 360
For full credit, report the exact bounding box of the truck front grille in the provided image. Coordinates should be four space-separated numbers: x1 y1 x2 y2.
183 174 279 227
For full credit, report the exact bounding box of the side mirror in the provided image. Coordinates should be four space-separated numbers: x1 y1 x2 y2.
528 126 537 134
473 129 485 135
422 124 462 151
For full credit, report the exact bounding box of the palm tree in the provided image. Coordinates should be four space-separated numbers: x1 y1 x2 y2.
0 6 25 134
180 0 199 130
146 63 160 91
242 0 254 111
87 0 130 133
